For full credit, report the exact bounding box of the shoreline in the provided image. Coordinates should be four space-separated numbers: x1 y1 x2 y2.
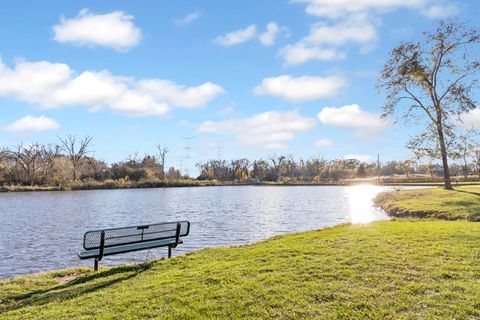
373 185 480 221
2 180 479 193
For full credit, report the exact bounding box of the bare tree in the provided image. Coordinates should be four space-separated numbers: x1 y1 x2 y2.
126 151 140 167
378 20 480 189
58 135 93 181
472 147 480 178
156 144 169 179
456 134 475 180
7 143 44 185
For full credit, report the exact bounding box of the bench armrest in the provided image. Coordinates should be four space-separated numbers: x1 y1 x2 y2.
98 230 105 261
172 223 181 248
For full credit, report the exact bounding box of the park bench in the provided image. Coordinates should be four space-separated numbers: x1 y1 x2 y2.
78 221 190 270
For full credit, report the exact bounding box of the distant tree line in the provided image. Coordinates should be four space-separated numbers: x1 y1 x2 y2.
2 135 480 188
196 154 480 183
0 135 179 187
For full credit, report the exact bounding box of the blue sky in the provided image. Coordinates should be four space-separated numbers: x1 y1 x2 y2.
0 0 477 174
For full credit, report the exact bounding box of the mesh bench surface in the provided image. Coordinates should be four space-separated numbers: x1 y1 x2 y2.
78 221 190 269
78 238 184 259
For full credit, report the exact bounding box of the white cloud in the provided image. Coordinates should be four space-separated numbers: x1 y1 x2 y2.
199 111 315 149
292 0 427 18
344 154 375 163
421 4 460 19
5 115 60 133
214 25 257 46
259 22 280 46
0 58 224 117
318 104 389 137
254 75 346 102
215 22 288 47
314 138 334 148
278 14 377 65
279 43 345 65
137 80 225 108
283 0 458 66
460 109 480 128
305 14 378 48
175 11 202 26
53 9 141 51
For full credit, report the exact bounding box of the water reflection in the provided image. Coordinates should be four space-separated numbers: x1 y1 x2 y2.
347 185 389 224
0 185 414 278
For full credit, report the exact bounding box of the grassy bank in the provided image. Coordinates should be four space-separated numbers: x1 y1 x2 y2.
374 185 480 221
2 220 480 319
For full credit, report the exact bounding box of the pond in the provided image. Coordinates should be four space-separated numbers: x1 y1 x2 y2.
0 185 410 278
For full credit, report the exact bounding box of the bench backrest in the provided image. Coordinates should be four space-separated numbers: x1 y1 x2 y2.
83 221 190 250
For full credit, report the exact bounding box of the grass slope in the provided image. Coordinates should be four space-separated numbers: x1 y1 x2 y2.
374 186 480 221
2 221 480 319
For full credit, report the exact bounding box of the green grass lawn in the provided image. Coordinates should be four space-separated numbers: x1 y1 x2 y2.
374 185 480 221
2 220 480 319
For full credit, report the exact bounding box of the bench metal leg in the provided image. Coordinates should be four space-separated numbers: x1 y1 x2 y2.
168 246 172 258
94 258 99 271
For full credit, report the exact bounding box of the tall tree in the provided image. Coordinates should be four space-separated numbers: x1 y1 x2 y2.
378 20 480 189
156 144 169 179
58 135 93 181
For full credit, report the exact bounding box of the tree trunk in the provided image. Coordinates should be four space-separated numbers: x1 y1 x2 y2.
436 122 453 190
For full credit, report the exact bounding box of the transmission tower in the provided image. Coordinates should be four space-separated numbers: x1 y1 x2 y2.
181 136 194 177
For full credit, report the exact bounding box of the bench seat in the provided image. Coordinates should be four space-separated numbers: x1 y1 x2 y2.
78 239 183 260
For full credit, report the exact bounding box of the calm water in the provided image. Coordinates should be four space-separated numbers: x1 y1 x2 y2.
0 185 407 278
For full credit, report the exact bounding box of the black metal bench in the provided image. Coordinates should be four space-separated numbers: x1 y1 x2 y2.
78 221 190 270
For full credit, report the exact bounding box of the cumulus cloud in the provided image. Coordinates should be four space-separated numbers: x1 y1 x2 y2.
318 104 389 138
215 22 287 47
5 115 60 133
254 75 346 102
279 14 377 65
292 0 427 18
459 109 480 128
314 138 334 148
291 0 458 20
0 58 224 117
279 43 345 65
305 14 378 48
175 11 202 26
53 9 141 51
199 111 315 149
421 4 460 19
259 22 281 46
137 80 225 108
214 25 257 46
283 0 459 65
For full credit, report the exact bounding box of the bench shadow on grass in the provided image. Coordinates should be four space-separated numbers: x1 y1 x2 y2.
1 262 153 313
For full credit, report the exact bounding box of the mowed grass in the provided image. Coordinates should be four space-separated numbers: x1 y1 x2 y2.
374 185 480 221
2 221 480 319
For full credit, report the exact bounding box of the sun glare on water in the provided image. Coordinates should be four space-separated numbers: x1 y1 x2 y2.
347 185 386 224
